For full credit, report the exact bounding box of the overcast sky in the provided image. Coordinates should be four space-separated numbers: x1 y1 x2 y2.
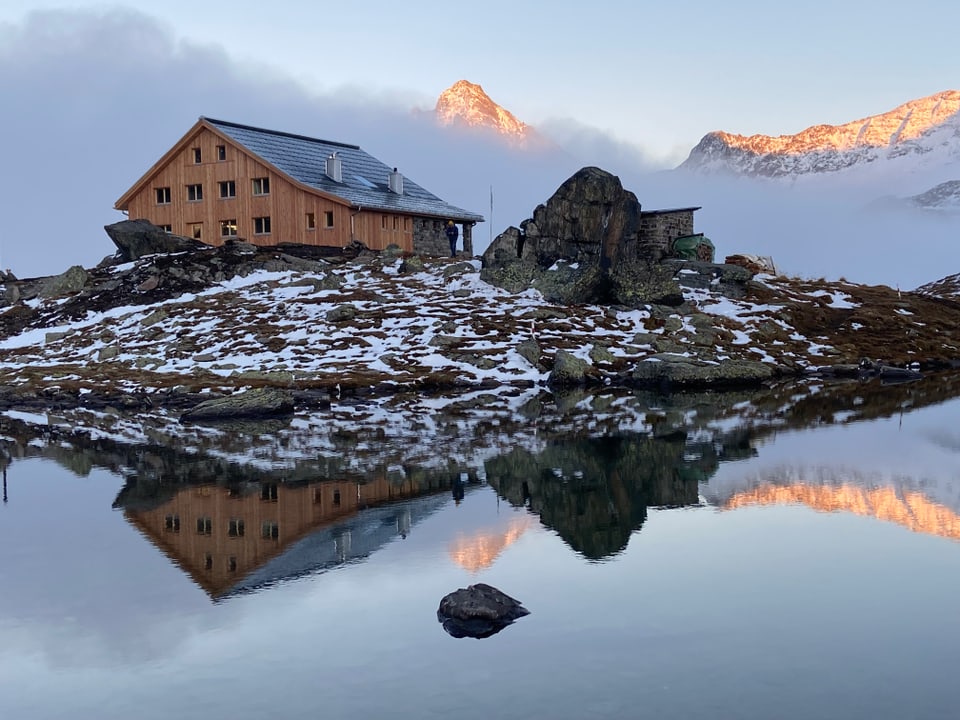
0 4 957 286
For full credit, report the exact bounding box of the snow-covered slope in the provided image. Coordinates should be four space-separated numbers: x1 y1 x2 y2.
907 179 960 210
680 90 960 178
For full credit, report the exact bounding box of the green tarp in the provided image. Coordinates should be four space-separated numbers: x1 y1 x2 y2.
672 234 715 262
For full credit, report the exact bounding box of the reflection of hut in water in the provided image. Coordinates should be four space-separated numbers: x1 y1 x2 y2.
120 473 455 599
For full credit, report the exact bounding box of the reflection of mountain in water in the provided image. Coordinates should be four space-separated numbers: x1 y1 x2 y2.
448 515 536 573
119 475 459 600
485 435 725 560
704 465 960 542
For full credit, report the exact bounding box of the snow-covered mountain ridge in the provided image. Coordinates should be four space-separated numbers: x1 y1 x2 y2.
681 90 960 177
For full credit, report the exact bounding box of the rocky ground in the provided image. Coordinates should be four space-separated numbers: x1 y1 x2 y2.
1 234 959 415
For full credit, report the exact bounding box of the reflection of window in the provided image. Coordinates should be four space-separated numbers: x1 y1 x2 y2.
381 215 387 229
164 514 180 532
196 517 212 535
220 219 237 237
228 519 245 537
189 223 202 240
155 187 171 205
253 216 271 235
313 488 322 505
204 553 213 570
187 183 203 202
216 145 226 161
262 521 279 539
261 483 278 502
219 180 236 198
333 489 341 507
252 177 270 195
393 216 399 231
306 212 316 230
324 210 334 228
228 556 237 572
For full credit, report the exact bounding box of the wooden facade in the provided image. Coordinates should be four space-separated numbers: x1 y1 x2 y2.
115 119 483 254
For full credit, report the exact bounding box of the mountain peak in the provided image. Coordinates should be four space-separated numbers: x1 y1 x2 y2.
435 79 529 139
681 89 960 177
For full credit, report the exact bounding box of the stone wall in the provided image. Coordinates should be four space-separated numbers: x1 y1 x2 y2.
413 219 474 257
413 218 448 256
638 211 696 261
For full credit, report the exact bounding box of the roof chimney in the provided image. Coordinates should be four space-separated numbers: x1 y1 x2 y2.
325 152 342 183
388 167 404 195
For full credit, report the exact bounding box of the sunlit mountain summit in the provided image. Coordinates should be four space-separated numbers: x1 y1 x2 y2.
434 79 534 145
681 89 960 177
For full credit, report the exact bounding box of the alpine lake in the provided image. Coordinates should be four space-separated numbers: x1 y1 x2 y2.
2 372 959 720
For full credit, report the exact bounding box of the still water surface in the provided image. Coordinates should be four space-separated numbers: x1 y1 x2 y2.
1 382 959 719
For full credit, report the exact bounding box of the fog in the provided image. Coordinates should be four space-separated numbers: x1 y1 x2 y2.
1 8 957 289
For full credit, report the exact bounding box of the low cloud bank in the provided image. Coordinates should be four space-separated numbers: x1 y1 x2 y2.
2 8 956 290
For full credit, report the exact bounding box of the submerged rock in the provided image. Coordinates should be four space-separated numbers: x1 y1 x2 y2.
437 583 530 639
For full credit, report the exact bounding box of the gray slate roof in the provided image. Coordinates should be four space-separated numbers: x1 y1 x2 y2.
205 118 484 223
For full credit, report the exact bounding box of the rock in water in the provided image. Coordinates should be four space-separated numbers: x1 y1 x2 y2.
437 583 530 638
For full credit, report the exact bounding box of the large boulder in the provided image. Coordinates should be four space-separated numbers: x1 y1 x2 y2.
437 583 530 639
180 386 295 423
481 167 682 306
105 219 208 261
632 355 776 388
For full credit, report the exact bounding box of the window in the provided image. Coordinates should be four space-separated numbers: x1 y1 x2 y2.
381 215 387 229
228 519 245 537
155 187 171 205
164 514 180 532
219 180 236 199
193 147 202 164
216 145 226 161
262 521 279 540
160 224 172 233
323 210 334 228
196 517 212 535
189 223 202 240
220 219 237 237
252 177 270 195
306 212 316 230
187 183 203 202
253 216 271 235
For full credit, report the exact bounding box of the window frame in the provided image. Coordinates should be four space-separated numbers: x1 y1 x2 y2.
219 219 238 237
251 177 270 196
218 180 237 199
253 216 271 235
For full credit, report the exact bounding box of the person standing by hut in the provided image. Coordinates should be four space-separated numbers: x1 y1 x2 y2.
445 220 459 258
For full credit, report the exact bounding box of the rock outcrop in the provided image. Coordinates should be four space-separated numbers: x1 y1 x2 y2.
105 219 208 261
481 167 745 307
437 583 530 638
180 387 295 423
